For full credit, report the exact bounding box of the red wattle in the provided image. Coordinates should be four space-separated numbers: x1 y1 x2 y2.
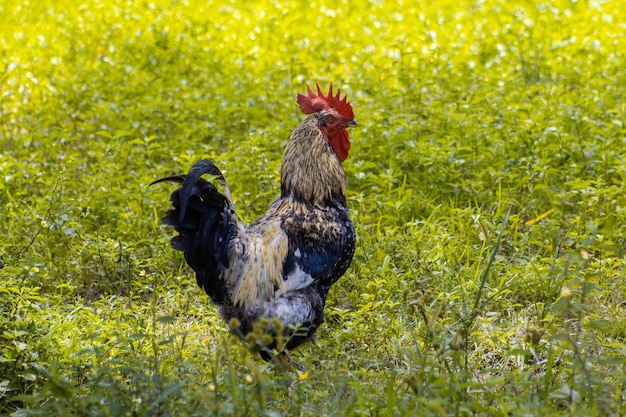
329 129 350 162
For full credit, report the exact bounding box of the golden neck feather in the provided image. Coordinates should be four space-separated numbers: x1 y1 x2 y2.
280 115 347 206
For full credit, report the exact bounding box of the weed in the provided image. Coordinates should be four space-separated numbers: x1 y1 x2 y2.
1 0 625 415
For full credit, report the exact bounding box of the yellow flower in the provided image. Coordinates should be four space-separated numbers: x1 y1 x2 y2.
560 286 572 298
579 249 591 260
40 220 48 228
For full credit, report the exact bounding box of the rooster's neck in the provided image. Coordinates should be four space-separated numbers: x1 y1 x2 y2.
280 115 347 206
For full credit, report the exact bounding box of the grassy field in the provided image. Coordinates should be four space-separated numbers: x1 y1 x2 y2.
1 0 626 415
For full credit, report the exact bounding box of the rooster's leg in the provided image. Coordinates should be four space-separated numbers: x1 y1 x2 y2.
272 352 304 372
273 352 293 372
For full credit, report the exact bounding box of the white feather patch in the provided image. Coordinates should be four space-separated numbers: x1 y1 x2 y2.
267 295 315 325
278 263 314 297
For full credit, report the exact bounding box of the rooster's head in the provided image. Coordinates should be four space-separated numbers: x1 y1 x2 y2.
297 84 356 162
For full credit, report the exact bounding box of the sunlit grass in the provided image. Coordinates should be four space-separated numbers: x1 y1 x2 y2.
1 0 625 415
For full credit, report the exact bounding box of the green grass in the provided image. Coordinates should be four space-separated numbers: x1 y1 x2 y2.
1 0 625 415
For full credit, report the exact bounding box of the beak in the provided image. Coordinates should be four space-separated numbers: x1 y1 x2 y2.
344 120 357 127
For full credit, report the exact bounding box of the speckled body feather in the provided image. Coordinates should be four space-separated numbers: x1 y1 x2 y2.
154 99 356 359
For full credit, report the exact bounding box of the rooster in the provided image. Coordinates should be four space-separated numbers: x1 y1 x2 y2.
153 84 356 366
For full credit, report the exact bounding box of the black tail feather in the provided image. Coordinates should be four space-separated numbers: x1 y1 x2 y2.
152 160 236 303
178 160 230 224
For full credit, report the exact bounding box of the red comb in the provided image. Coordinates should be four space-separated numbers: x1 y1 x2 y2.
297 83 354 120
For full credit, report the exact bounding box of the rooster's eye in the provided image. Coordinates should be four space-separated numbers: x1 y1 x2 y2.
327 116 336 123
